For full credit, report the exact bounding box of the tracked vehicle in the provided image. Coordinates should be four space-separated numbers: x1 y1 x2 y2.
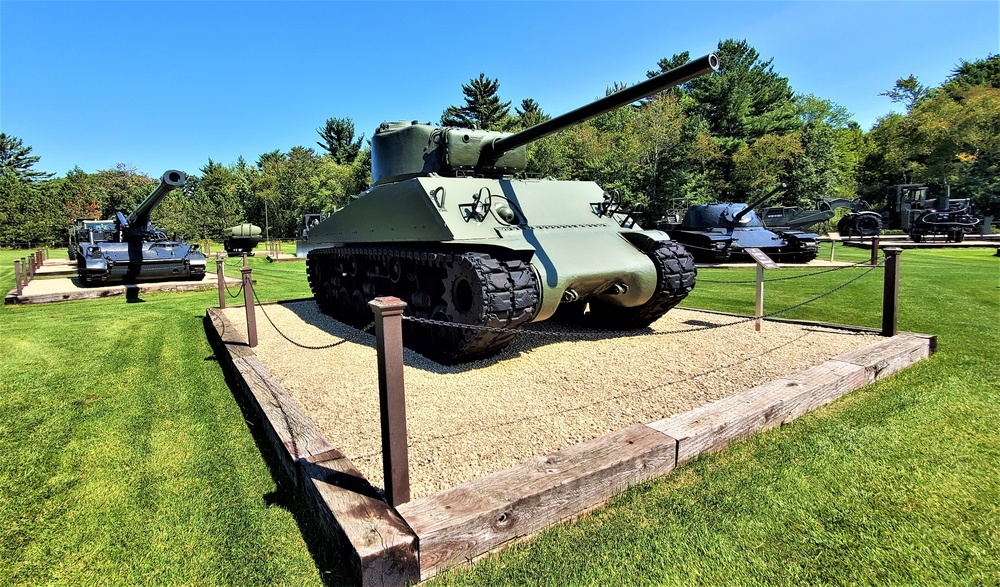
302 54 717 364
76 170 206 285
664 186 820 264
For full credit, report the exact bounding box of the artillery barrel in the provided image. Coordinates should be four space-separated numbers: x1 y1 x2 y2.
481 53 719 163
127 170 187 227
734 183 787 223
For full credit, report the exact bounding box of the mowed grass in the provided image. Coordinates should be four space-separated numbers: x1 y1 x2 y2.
1 243 997 586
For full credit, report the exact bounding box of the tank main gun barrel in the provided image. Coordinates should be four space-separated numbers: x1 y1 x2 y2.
479 53 719 165
733 183 787 224
125 170 187 230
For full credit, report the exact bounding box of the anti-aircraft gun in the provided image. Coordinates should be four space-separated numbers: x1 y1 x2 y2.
76 170 207 285
301 53 718 364
663 184 820 263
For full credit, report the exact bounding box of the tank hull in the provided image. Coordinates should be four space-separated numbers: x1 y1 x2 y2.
303 177 696 363
666 202 819 264
76 241 207 285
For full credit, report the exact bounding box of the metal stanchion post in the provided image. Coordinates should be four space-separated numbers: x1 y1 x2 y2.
21 258 28 284
882 247 902 337
216 256 226 309
14 260 23 296
870 236 880 266
369 296 410 506
28 256 35 279
241 266 257 347
755 264 765 332
829 239 836 262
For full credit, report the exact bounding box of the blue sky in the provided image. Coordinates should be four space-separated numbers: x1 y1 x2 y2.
2 1 997 178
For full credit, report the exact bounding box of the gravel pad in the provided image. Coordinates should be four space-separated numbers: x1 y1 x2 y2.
224 301 880 499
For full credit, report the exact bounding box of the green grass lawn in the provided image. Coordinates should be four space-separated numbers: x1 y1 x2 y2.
1 244 997 586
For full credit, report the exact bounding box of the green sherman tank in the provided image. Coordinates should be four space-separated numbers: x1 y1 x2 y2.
76 170 207 285
301 54 718 364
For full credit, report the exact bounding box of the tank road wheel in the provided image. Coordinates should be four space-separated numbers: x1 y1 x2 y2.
406 252 540 364
951 230 965 243
310 246 540 364
588 240 697 330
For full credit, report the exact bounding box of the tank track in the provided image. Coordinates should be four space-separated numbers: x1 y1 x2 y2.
306 246 539 364
579 240 697 330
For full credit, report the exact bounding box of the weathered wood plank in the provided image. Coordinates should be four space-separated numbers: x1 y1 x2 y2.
832 333 934 383
649 359 868 465
300 453 419 586
649 334 932 466
203 307 420 586
398 424 677 580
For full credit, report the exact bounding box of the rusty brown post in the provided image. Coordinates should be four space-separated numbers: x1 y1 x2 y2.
870 236 880 266
216 256 226 309
36 250 43 268
27 256 35 280
14 260 23 296
20 258 28 284
241 265 257 347
369 296 410 506
242 252 247 266
882 247 902 337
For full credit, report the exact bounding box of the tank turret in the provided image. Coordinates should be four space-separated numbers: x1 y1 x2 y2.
303 54 718 364
371 54 719 185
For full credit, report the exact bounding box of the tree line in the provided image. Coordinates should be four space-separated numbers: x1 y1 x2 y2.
1 39 997 247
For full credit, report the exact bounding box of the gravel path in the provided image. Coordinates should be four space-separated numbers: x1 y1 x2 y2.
224 301 880 499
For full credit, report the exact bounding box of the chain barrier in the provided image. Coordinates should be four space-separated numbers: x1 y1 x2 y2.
401 260 884 338
697 258 875 284
224 259 306 274
251 287 374 350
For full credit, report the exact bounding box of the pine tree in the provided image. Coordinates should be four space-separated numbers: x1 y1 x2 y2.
441 73 513 131
0 133 54 180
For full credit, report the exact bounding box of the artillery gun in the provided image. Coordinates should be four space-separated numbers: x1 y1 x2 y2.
75 170 207 285
662 184 820 263
223 223 262 256
301 53 719 364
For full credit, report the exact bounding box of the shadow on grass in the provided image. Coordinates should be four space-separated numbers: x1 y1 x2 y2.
205 315 352 586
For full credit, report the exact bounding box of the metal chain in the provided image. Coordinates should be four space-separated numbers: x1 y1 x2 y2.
252 287 374 350
402 262 883 337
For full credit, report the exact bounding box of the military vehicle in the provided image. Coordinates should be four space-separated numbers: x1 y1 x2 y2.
223 223 262 255
663 185 820 263
296 213 328 258
76 170 207 285
878 184 980 242
67 219 116 260
761 197 880 236
301 53 718 364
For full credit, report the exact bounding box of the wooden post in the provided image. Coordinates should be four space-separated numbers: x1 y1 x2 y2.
216 256 226 309
882 247 902 337
369 296 410 507
828 239 836 263
242 252 247 266
21 258 28 284
755 264 765 332
241 265 257 347
870 236 880 266
36 250 43 267
14 260 23 296
27 256 35 279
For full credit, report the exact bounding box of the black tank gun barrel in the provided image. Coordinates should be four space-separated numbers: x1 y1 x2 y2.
479 53 719 165
122 170 186 233
733 183 787 224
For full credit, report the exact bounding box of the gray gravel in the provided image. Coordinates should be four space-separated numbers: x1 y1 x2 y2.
224 301 880 499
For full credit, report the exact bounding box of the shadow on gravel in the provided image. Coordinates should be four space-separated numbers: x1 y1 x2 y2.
275 299 741 375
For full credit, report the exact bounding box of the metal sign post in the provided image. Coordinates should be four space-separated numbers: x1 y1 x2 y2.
744 247 779 332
